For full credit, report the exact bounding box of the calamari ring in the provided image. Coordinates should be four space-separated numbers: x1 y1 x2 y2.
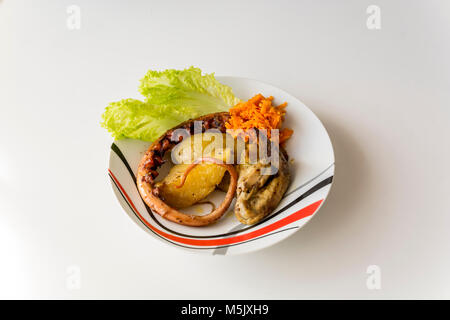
137 112 237 227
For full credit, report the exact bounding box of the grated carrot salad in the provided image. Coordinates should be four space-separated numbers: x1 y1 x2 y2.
225 94 293 144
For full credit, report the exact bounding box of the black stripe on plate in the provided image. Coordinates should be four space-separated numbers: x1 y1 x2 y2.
111 142 333 239
109 173 299 251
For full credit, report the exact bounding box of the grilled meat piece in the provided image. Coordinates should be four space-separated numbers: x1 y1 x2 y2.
234 148 290 225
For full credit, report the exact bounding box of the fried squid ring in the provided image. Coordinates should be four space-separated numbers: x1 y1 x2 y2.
137 112 237 227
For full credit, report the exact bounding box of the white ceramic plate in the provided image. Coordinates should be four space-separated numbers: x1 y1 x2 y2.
108 77 334 255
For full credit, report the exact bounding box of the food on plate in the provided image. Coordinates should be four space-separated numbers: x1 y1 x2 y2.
137 111 230 183
136 112 238 226
155 163 227 209
139 156 238 227
226 93 293 144
157 132 234 208
235 148 290 225
171 132 234 164
101 67 240 142
103 67 294 227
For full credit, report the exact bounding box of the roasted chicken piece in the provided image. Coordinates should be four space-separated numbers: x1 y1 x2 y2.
234 149 290 225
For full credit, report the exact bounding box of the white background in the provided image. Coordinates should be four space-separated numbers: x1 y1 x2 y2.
1 0 449 299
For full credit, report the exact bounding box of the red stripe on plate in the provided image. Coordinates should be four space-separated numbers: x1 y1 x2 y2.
109 169 322 247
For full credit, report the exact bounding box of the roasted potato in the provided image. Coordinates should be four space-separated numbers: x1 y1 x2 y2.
171 132 234 164
155 163 227 209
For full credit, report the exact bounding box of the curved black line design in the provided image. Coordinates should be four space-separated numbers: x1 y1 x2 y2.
284 162 334 197
110 174 299 251
111 143 333 239
111 143 138 180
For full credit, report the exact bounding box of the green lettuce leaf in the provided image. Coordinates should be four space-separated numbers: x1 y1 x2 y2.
101 67 240 142
102 99 190 142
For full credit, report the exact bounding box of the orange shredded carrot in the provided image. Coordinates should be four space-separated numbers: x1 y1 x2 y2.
226 94 293 144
